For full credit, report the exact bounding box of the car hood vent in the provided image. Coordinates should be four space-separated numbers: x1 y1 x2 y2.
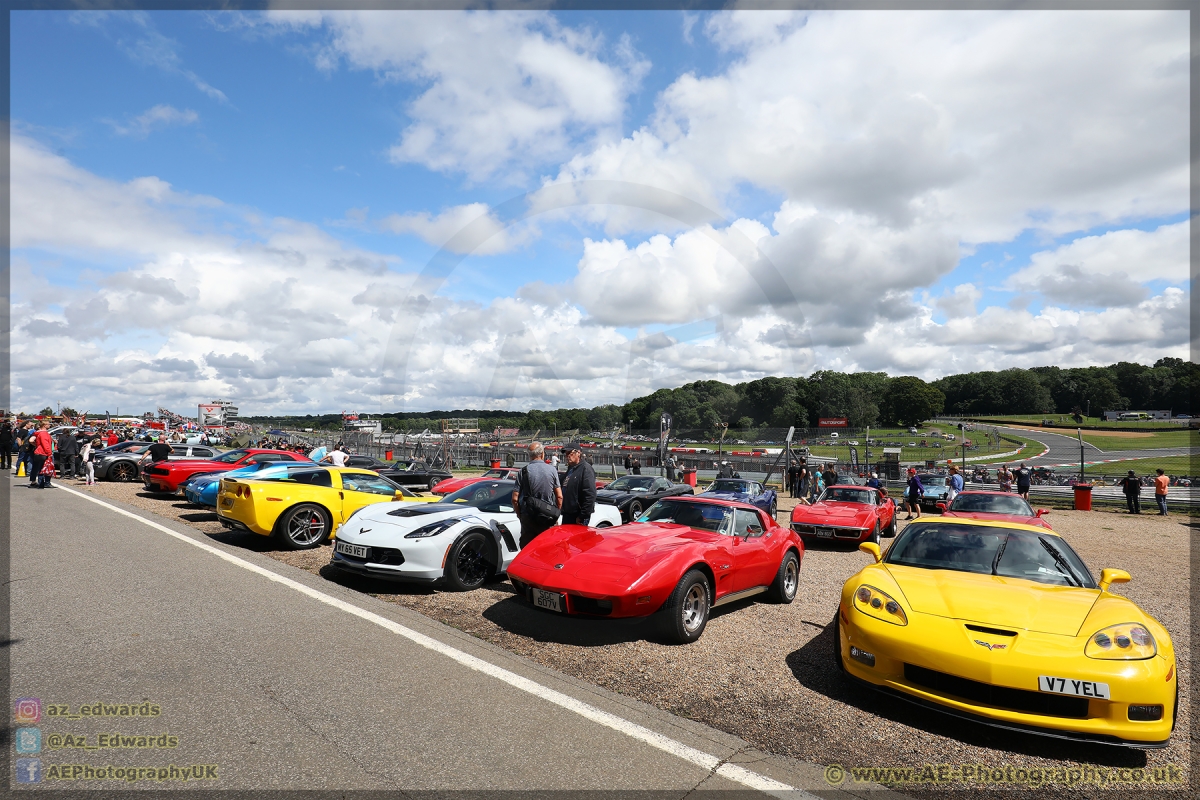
386 504 460 518
965 624 1017 637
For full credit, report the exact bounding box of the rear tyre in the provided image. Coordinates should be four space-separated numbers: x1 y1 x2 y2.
769 498 778 519
887 515 898 538
660 570 710 644
274 504 332 550
595 521 613 528
444 530 493 591
767 550 799 604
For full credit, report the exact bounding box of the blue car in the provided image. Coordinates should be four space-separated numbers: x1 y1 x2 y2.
699 478 778 518
183 462 310 507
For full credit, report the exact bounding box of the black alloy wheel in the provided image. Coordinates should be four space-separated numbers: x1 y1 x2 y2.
627 500 644 521
444 530 492 591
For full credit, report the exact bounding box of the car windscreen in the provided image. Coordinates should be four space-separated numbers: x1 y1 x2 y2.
641 500 730 532
919 476 948 486
442 480 517 507
607 476 656 492
884 522 1095 588
949 494 1035 516
709 480 750 493
820 487 872 504
211 449 248 463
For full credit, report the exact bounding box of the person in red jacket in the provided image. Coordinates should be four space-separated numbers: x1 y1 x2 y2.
31 422 54 488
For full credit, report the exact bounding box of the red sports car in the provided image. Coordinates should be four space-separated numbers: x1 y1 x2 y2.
431 466 522 495
506 496 803 644
141 449 312 494
937 490 1053 529
789 485 896 545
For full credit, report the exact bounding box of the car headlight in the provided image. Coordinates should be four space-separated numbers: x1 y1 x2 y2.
1085 623 1156 660
853 584 908 626
404 518 459 539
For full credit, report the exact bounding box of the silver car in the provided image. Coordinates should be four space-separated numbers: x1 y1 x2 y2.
93 443 219 482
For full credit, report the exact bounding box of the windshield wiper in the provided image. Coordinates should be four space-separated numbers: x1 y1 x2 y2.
991 534 1009 575
1037 537 1082 587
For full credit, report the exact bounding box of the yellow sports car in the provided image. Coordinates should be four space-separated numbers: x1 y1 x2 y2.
836 517 1175 748
217 466 439 549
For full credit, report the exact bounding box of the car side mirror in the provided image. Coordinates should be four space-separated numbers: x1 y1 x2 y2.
859 542 882 562
936 502 947 511
745 524 762 538
1098 568 1130 592
393 490 405 501
1035 508 1049 517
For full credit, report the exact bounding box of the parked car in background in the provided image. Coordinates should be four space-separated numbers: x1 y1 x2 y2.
596 475 695 522
699 478 778 518
790 485 896 545
94 443 220 482
141 449 311 493
376 460 454 492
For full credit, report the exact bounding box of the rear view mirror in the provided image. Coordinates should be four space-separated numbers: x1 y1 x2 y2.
859 542 882 563
936 502 947 511
1035 508 1049 517
393 490 405 501
1098 568 1130 592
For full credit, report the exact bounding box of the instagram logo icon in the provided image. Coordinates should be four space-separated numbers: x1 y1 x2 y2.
14 698 41 724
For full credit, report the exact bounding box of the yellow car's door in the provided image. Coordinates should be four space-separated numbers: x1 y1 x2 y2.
336 470 407 527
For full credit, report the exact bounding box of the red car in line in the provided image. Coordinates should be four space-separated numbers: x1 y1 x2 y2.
141 449 313 494
431 466 522 495
937 490 1054 529
506 496 803 644
789 485 897 545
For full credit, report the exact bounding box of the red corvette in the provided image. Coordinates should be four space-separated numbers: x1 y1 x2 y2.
506 496 803 644
789 485 896 545
937 490 1053 529
431 466 522 495
141 449 312 493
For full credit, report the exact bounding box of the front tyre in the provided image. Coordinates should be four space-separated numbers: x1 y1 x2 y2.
444 530 492 591
832 612 846 673
660 570 710 644
111 462 137 482
868 522 881 545
767 550 799 603
627 500 644 521
274 504 332 550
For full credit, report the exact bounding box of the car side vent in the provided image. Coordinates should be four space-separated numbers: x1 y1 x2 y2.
965 624 1018 637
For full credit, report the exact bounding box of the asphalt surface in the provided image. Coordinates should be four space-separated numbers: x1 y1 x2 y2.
9 481 883 796
991 425 1193 467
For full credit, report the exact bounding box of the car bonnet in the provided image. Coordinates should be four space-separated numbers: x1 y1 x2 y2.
520 522 720 580
796 501 871 523
881 564 1100 636
343 503 498 539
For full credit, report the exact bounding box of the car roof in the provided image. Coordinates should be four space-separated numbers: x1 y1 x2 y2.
956 490 1025 497
665 495 766 514
904 515 1060 537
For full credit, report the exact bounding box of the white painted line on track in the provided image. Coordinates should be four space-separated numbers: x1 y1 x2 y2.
54 484 815 799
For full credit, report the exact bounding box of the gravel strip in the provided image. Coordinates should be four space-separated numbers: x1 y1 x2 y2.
58 475 1192 794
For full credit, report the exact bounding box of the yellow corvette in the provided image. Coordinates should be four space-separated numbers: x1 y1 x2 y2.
836 517 1175 748
217 466 439 550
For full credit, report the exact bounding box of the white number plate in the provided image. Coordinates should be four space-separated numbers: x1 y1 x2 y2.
815 527 833 538
1038 676 1110 700
531 588 563 612
335 541 370 559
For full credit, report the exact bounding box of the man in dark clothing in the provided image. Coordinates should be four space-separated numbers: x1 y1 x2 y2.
1119 470 1142 514
14 423 32 477
623 454 632 473
559 443 597 525
139 437 172 473
797 458 809 498
786 460 800 498
822 466 838 490
718 461 734 478
904 468 924 519
631 458 642 475
0 420 11 471
1013 463 1032 500
57 431 80 478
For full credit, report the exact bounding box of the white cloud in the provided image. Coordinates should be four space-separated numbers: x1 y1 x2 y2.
106 104 199 138
378 203 532 255
264 10 645 182
934 284 982 319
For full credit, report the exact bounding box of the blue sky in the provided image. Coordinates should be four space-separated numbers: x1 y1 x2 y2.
9 9 1189 415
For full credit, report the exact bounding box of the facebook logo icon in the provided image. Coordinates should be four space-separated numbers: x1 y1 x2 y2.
16 758 41 783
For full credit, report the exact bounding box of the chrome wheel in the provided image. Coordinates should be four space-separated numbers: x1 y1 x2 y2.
681 583 708 634
783 557 799 598
286 509 327 547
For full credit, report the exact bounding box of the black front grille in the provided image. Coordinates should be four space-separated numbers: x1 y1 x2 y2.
569 595 613 615
904 664 1090 719
339 547 405 566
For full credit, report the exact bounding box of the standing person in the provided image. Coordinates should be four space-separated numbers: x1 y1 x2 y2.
718 460 733 478
822 464 838 489
138 436 173 473
1119 470 1142 514
1013 462 1032 501
57 429 80 479
510 442 562 549
797 458 809 499
321 444 349 468
1153 469 1169 516
15 422 33 478
666 454 677 482
106 429 119 447
0 418 11 471
997 464 1013 493
623 454 632 474
904 468 924 520
947 465 964 505
31 422 54 488
81 437 100 485
631 457 642 475
866 472 883 490
558 444 597 525
786 460 800 498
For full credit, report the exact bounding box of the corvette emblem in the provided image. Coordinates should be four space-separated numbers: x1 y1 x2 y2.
974 639 1007 651
358 527 371 534
554 564 564 569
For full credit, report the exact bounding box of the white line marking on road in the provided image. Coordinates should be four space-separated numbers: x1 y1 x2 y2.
54 485 814 799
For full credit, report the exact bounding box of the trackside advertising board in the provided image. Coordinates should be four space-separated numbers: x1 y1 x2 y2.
818 418 848 427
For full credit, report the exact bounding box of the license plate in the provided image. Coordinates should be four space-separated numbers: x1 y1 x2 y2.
530 588 563 612
220 498 234 509
815 527 833 538
1038 676 1110 700
335 541 370 559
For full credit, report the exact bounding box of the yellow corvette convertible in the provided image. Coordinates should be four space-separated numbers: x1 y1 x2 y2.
836 517 1175 748
217 466 439 550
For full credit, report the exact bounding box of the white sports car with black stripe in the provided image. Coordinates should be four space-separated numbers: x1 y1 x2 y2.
330 479 622 590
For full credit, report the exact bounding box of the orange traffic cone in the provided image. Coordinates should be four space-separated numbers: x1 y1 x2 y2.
15 461 25 477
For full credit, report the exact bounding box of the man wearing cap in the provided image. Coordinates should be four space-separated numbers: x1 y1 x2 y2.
1118 470 1142 514
866 472 883 490
559 443 597 526
1013 462 1032 501
904 468 924 520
